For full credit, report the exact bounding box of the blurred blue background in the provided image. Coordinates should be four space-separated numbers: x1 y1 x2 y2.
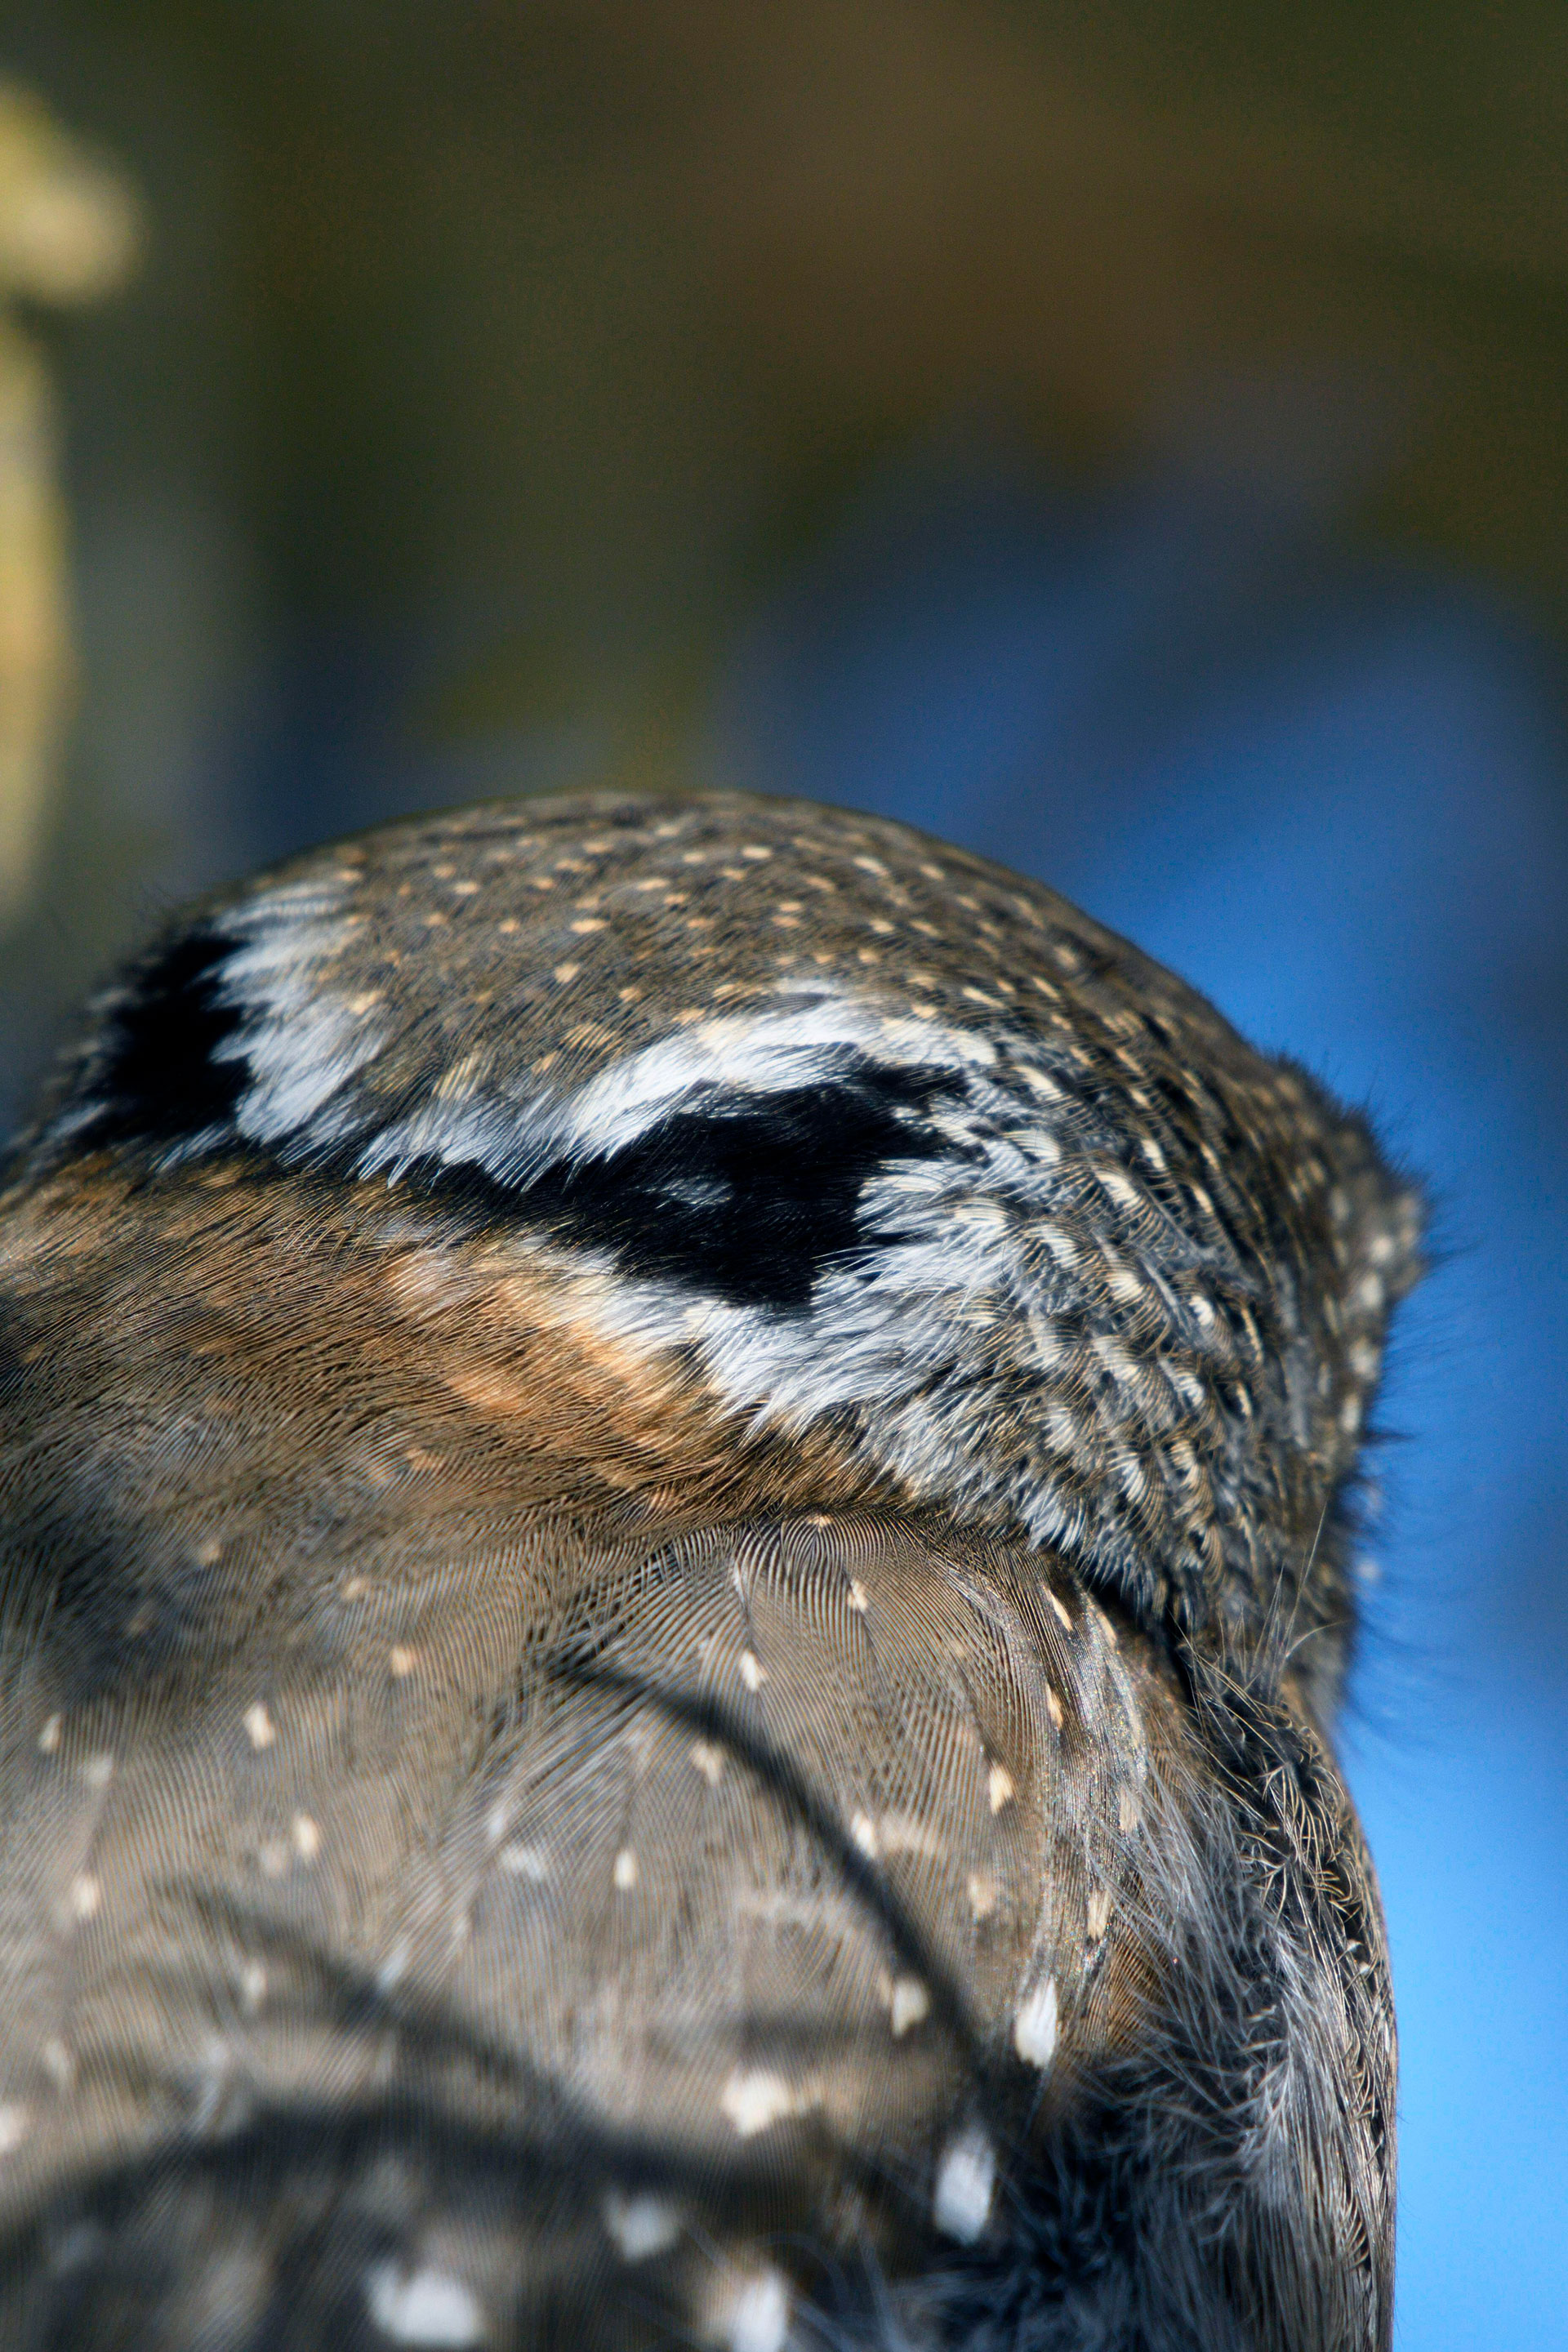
2 8 1566 2342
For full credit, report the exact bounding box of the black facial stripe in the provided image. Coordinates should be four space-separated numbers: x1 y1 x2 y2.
77 924 250 1153
526 1064 956 1310
381 1058 963 1312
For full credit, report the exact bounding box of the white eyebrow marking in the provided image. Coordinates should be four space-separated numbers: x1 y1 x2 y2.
223 884 389 1147
546 996 996 1163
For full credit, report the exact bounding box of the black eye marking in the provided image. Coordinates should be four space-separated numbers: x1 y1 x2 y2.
77 923 249 1154
522 1059 958 1310
393 1057 962 1312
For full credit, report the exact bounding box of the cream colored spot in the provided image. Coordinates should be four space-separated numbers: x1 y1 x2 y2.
690 1740 726 1786
967 1872 998 1922
499 1842 551 1881
40 2037 74 2091
846 1579 869 1612
740 844 773 862
1013 1976 1058 2069
38 1713 60 1756
292 1813 321 1862
238 1960 267 2015
612 1846 639 1891
987 1763 1016 1814
1045 1588 1073 1633
738 1650 767 1693
70 1873 101 1922
342 1575 369 1600
602 2189 681 2262
879 1813 947 1860
933 2125 996 2243
0 2106 29 2157
720 2068 806 2138
434 1048 486 1101
243 1703 275 1751
569 917 606 934
849 1811 880 1859
389 1646 417 1678
889 1976 930 2038
1087 1888 1111 1940
1045 1686 1064 1731
194 1535 223 1566
81 1750 114 1789
552 961 579 984
376 1940 409 1993
1118 1787 1140 1836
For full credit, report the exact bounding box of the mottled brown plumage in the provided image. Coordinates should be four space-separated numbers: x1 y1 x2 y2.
0 791 1419 2350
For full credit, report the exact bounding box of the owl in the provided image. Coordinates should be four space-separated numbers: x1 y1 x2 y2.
0 790 1419 2350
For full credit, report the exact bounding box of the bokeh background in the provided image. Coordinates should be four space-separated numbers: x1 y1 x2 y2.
0 7 1563 2343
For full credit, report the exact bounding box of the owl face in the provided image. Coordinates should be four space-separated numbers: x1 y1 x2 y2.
29 790 1415 1695
0 790 1419 2351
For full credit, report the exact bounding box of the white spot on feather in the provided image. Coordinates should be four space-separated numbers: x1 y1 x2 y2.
602 2189 681 2261
889 1976 930 2037
243 1703 275 1751
933 2126 996 2243
720 2068 807 2138
1013 1976 1058 2069
364 2261 483 2345
726 2268 791 2352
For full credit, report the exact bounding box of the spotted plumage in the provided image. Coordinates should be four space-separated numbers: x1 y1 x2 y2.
0 790 1419 2350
